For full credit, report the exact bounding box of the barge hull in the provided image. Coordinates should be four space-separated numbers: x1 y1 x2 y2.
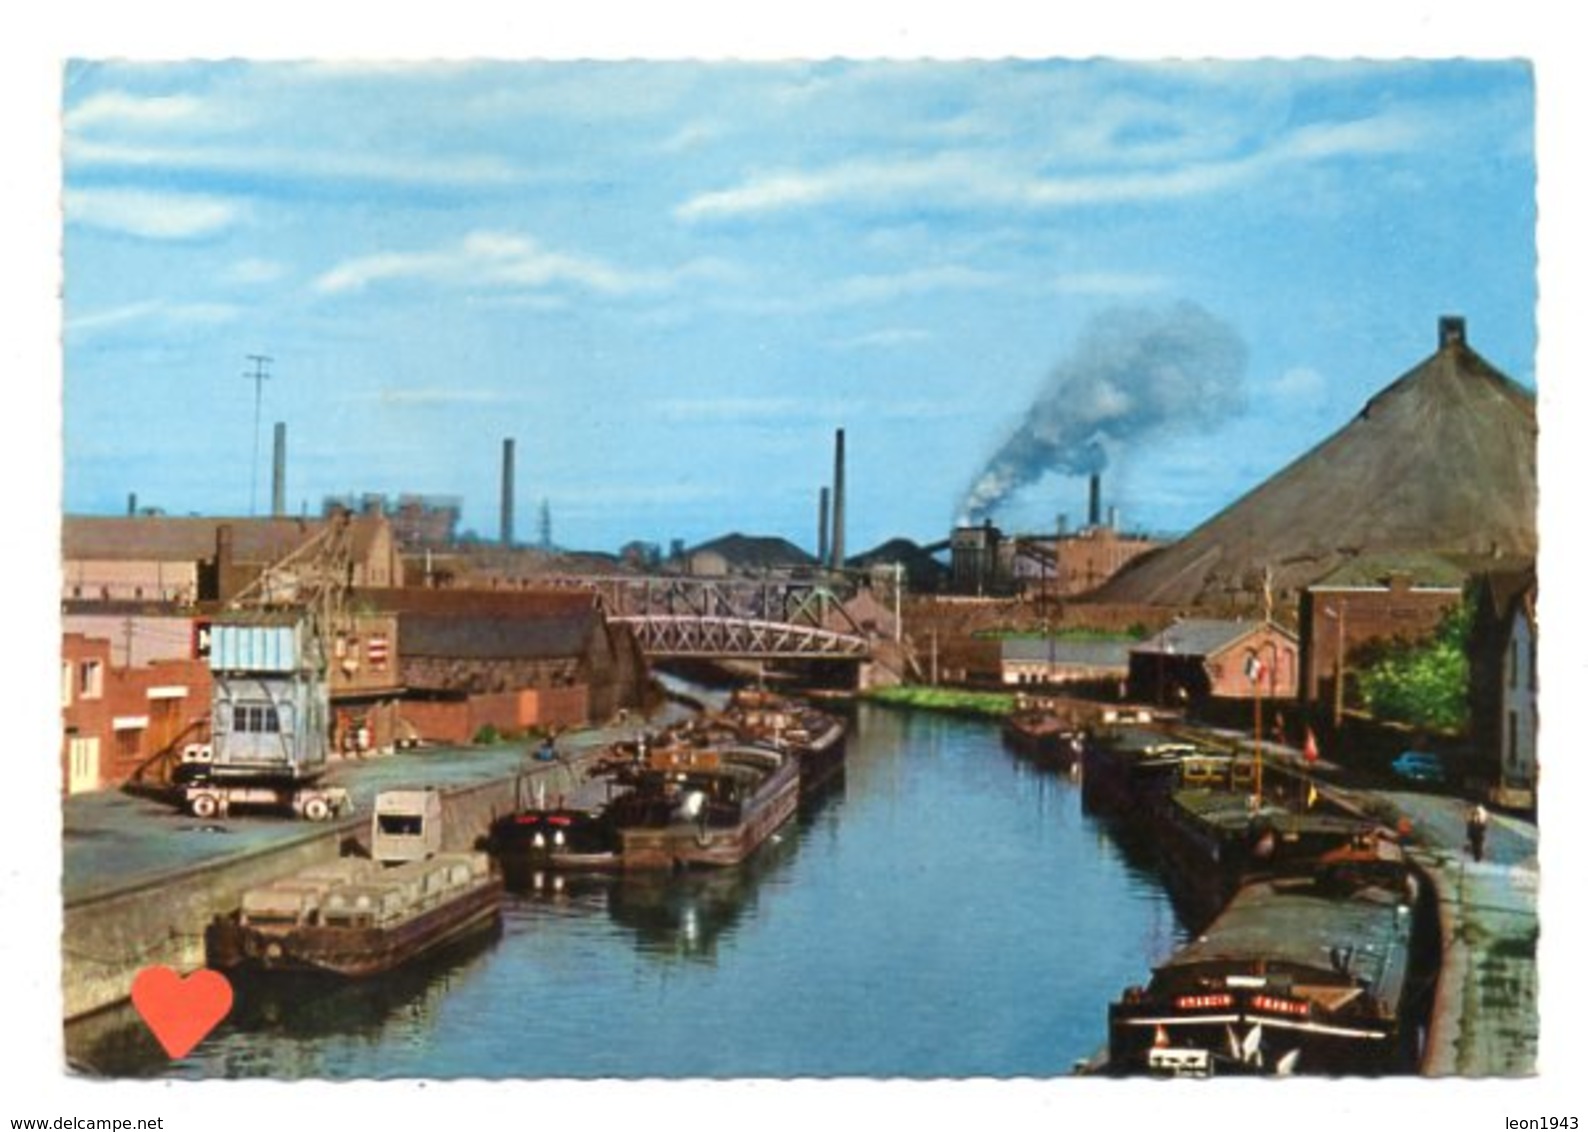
207 877 503 978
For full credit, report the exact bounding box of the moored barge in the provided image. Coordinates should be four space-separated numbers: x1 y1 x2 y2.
488 735 801 873
207 789 503 977
1107 861 1422 1077
724 689 847 799
1154 763 1390 930
1081 725 1211 821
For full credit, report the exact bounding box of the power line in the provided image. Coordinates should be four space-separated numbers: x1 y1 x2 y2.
243 354 273 516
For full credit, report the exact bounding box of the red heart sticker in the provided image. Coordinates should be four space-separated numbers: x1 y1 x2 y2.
130 966 233 1060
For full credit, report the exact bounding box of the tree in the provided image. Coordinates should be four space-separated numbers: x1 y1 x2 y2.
1355 599 1474 733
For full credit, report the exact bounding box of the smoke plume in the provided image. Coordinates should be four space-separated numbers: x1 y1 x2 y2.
958 301 1248 525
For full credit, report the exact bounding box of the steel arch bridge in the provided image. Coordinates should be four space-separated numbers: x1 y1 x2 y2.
610 614 870 659
544 575 873 660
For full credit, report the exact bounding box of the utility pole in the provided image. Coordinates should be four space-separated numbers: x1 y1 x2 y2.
243 354 273 516
893 561 903 644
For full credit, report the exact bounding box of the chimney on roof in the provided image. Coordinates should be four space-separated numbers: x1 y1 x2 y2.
271 422 287 517
1439 316 1467 349
215 524 235 604
501 438 516 547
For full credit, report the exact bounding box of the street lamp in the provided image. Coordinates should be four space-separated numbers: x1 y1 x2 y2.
1323 604 1347 728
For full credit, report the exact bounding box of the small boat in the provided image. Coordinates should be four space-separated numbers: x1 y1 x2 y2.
486 803 623 874
1107 858 1423 1077
206 789 502 977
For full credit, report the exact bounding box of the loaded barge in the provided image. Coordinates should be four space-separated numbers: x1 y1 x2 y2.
206 789 502 977
1107 850 1423 1077
487 693 838 874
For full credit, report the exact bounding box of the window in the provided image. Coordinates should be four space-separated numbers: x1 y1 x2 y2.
78 660 103 700
232 703 282 732
61 662 73 708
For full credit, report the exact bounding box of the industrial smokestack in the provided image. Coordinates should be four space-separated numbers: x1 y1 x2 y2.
271 423 287 517
831 428 846 570
127 492 138 517
501 438 516 547
1089 474 1104 529
818 487 831 565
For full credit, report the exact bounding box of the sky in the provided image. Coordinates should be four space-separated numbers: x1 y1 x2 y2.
10 3 1585 1126
60 58 1537 556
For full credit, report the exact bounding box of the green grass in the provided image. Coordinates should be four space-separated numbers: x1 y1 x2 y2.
861 685 1018 719
973 627 1147 642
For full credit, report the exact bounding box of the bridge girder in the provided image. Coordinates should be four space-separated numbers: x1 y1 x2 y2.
609 615 869 660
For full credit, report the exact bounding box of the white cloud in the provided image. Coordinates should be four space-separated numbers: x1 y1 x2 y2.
315 231 623 296
65 91 209 132
66 187 243 240
314 230 722 300
66 138 521 191
1052 271 1173 297
676 108 1437 222
1270 366 1329 404
66 299 239 336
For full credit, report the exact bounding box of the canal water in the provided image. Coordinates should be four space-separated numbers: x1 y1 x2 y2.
70 703 1186 1079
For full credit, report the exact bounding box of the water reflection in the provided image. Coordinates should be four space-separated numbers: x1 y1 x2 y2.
77 705 1183 1079
65 924 502 1079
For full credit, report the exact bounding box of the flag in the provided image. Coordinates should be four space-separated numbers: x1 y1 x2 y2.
1304 727 1319 763
1244 653 1266 683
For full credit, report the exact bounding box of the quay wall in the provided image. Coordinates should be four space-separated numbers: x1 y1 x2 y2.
62 754 593 1022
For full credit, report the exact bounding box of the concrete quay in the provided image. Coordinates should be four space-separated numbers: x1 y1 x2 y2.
61 724 646 1023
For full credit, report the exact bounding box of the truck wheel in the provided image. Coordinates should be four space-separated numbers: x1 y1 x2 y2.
191 794 219 819
303 797 331 822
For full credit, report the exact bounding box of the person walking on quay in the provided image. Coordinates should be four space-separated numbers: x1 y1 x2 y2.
1466 802 1490 862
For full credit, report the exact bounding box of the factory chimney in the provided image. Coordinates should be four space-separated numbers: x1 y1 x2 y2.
1088 473 1102 529
501 438 516 547
127 492 138 517
271 423 287 517
818 487 831 566
831 428 846 570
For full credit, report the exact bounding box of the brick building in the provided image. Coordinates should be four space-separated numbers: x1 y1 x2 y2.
1128 619 1299 707
1297 554 1466 716
359 588 649 744
61 632 212 795
1012 527 1164 598
62 514 403 604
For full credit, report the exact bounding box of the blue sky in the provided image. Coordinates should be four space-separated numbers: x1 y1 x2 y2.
61 59 1536 554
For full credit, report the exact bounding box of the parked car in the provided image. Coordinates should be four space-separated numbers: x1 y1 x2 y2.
1390 750 1448 784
